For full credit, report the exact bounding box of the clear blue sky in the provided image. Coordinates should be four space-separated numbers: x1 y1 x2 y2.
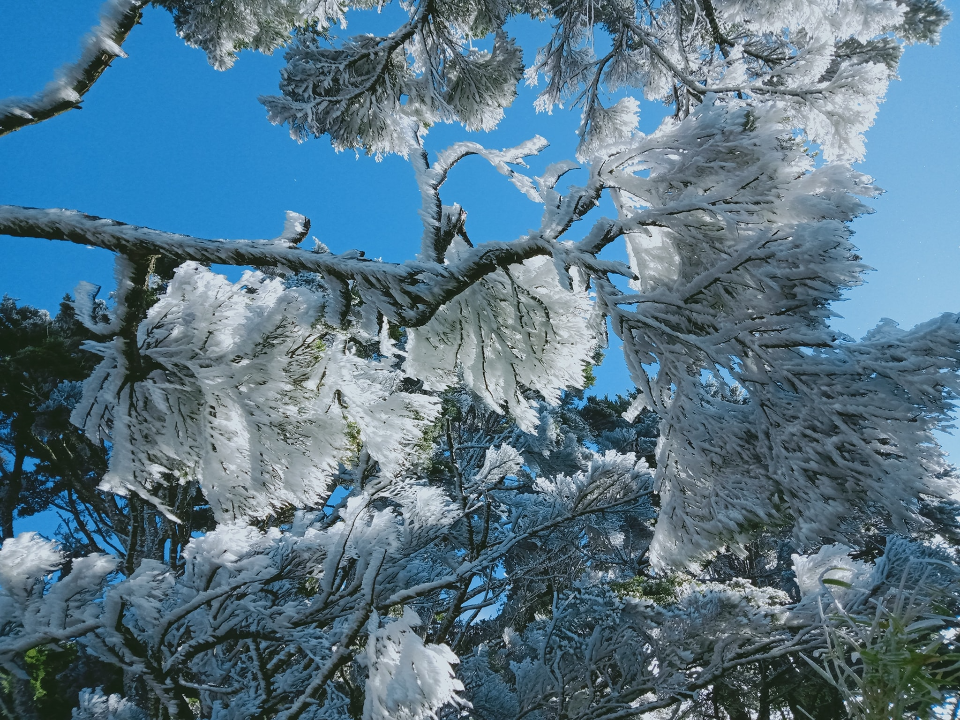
1 2 958 457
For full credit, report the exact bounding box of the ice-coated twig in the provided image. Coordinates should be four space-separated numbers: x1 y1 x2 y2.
414 134 549 262
431 136 549 202
0 0 146 137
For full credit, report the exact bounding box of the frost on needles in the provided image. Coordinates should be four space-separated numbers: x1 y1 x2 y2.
0 0 959 718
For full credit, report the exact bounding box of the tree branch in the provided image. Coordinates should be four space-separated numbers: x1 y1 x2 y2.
0 204 594 326
0 0 146 137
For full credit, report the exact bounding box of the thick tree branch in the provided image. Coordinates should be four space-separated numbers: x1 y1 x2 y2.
0 204 628 327
0 0 146 137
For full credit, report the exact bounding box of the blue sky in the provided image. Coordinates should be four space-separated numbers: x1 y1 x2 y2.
1 1 958 458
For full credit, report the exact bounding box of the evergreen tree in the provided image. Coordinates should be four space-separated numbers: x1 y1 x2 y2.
0 0 958 718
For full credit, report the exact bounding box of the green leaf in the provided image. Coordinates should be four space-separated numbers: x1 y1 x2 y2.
822 578 854 589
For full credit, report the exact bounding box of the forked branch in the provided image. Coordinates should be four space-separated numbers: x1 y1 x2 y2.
0 201 628 327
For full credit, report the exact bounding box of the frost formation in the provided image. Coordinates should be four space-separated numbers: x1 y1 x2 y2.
0 0 958 717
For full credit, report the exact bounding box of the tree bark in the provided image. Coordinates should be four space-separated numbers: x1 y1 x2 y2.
0 449 25 540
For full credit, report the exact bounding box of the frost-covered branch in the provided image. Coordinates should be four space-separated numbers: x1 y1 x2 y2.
0 204 384 280
2 2 959 715
0 0 145 137
0 446 662 719
0 201 614 328
6 93 959 566
414 134 548 262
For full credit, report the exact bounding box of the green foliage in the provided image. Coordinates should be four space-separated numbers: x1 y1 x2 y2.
686 658 847 720
582 361 596 389
610 574 684 604
1 641 125 720
344 419 363 456
805 569 960 720
412 410 445 469
25 644 77 705
297 576 320 597
0 643 82 720
0 295 108 541
581 349 604 389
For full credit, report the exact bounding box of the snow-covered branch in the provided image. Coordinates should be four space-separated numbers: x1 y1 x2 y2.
5 94 958 566
0 0 145 137
2 1 959 716
0 199 620 329
414 134 548 262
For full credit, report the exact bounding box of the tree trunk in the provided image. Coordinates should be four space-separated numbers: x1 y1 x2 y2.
0 449 25 540
758 661 770 720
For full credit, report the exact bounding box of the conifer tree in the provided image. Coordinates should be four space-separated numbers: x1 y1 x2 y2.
1 1 958 718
